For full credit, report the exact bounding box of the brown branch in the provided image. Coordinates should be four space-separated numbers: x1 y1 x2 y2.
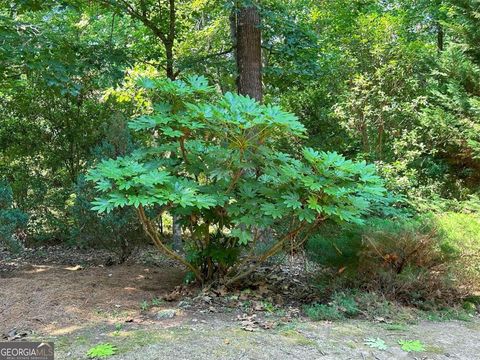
137 205 202 281
225 223 307 286
179 135 189 164
100 0 168 44
225 216 324 286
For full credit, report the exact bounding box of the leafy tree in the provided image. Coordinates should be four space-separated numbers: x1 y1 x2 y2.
0 3 132 239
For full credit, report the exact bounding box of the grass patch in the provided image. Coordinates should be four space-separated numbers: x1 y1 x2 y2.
304 290 421 323
383 323 409 331
279 329 317 346
423 307 475 322
304 303 344 321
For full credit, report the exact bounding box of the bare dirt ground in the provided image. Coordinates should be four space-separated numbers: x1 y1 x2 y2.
1 248 480 360
0 263 184 334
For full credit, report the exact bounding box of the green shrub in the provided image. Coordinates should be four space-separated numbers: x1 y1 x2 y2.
304 291 359 321
0 180 28 252
305 289 424 322
306 221 364 272
304 303 344 321
68 119 145 262
68 175 145 262
87 75 387 282
433 211 480 292
307 215 476 305
333 291 360 317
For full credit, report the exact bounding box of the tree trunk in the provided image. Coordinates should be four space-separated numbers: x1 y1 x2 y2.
236 5 262 102
437 22 444 52
165 41 175 80
172 214 182 251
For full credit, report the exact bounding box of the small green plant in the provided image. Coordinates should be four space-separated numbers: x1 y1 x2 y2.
262 301 276 313
87 343 117 358
151 297 163 307
332 292 359 317
140 300 150 311
304 303 343 321
398 340 425 352
364 338 388 350
304 291 361 321
424 307 473 322
112 323 123 336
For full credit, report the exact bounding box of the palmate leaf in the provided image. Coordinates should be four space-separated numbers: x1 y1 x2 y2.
87 343 117 359
161 126 184 138
95 179 112 192
263 104 307 136
91 198 113 213
297 208 316 223
398 340 425 352
133 169 172 187
260 203 284 219
302 176 323 191
186 75 214 92
109 192 128 207
126 194 155 207
307 195 322 211
302 147 321 164
364 338 388 351
129 114 172 131
137 77 156 89
239 183 257 198
230 228 252 245
194 194 217 209
232 214 259 227
128 115 156 131
153 102 173 114
282 192 302 209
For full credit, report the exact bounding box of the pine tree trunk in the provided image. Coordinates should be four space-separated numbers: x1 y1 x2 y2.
236 5 262 102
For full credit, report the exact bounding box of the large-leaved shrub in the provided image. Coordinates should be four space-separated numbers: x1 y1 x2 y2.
87 76 386 283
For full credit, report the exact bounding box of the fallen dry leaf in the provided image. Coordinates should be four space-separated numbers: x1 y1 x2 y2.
64 265 83 271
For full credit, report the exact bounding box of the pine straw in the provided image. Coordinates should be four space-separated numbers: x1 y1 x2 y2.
0 264 184 335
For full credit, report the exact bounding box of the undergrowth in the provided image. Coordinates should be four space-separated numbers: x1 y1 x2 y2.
303 290 475 323
306 213 480 308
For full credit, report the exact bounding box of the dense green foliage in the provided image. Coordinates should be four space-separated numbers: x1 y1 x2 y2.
68 120 145 261
0 0 478 294
0 180 28 252
86 76 386 280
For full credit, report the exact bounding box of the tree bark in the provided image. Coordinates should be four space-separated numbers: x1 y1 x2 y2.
437 21 444 52
165 41 175 80
172 214 182 251
236 5 262 102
